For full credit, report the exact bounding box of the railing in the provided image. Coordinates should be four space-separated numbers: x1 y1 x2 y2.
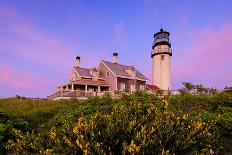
47 90 112 100
151 48 172 56
154 38 170 44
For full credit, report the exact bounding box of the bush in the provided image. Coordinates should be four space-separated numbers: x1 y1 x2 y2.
1 86 232 154
5 99 221 154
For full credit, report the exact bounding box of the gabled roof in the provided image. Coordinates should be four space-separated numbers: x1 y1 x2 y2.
146 84 159 90
73 67 92 77
101 60 148 80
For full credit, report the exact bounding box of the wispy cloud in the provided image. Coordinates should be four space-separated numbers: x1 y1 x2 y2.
0 3 78 97
173 23 232 88
0 3 74 70
0 63 50 96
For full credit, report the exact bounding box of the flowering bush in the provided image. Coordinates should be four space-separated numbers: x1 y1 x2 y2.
6 96 221 154
2 84 232 154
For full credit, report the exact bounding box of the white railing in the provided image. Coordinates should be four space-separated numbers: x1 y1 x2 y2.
47 90 112 100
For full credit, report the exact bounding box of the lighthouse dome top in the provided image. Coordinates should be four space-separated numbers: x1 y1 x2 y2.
154 28 170 37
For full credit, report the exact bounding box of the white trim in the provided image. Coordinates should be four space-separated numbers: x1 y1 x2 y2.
120 83 125 91
130 84 136 91
140 85 145 90
117 75 147 81
101 61 117 77
73 67 80 77
80 76 92 79
68 68 79 81
136 78 148 82
116 77 118 91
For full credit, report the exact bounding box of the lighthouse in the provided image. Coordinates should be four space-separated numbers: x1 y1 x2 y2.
151 28 172 90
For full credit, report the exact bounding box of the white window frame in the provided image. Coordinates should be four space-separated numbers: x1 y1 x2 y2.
130 84 135 91
140 85 145 90
120 83 125 91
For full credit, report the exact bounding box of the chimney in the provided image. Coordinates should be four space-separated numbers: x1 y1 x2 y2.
113 52 118 63
76 56 80 67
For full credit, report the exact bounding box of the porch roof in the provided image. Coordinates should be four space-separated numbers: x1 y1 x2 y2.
73 79 109 86
59 79 110 87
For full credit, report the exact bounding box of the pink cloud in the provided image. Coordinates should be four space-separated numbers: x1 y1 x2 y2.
173 23 232 88
0 3 75 71
0 63 49 92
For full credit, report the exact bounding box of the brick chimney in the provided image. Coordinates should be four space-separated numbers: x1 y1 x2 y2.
76 56 80 67
113 53 118 63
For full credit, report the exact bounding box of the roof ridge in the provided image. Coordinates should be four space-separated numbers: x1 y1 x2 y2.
101 60 148 80
74 66 90 70
102 60 133 68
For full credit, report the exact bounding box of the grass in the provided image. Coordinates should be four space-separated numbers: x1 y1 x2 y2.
0 98 65 130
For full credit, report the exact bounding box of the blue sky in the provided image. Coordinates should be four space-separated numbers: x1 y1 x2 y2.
0 0 232 97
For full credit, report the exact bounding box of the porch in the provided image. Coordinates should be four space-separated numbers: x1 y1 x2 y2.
47 80 111 100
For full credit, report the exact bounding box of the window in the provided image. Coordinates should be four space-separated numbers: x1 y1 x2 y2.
106 71 109 77
140 85 145 90
120 83 125 91
161 55 165 60
130 84 135 91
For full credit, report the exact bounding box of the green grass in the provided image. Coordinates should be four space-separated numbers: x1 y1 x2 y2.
0 98 64 129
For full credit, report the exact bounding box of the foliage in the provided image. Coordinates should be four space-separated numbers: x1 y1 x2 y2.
0 111 29 153
0 84 232 154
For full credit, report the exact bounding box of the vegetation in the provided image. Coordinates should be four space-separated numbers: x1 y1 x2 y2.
0 83 231 154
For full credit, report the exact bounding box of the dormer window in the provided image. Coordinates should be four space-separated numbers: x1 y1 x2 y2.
106 71 109 77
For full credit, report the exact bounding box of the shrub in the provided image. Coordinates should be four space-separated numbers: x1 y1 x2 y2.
6 100 221 154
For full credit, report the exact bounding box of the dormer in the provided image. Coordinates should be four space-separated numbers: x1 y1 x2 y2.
125 66 136 79
89 67 99 81
69 68 80 82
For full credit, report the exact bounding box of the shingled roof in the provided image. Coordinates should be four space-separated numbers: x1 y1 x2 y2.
146 84 159 90
101 60 148 80
73 67 92 77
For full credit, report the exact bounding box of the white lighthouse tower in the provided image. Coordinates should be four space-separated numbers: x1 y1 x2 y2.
151 28 172 90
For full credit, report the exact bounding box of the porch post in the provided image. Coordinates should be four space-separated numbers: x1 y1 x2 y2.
66 85 68 90
98 86 100 92
71 83 74 91
85 85 87 92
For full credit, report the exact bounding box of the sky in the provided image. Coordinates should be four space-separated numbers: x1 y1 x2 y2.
0 0 232 98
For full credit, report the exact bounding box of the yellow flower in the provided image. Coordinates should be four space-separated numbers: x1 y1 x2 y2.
96 142 100 147
161 148 170 155
183 113 189 120
49 128 57 139
162 100 168 108
45 149 53 155
210 148 214 154
128 140 140 154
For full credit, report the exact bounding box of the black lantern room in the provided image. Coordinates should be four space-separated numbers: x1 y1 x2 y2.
151 28 172 58
152 28 171 50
